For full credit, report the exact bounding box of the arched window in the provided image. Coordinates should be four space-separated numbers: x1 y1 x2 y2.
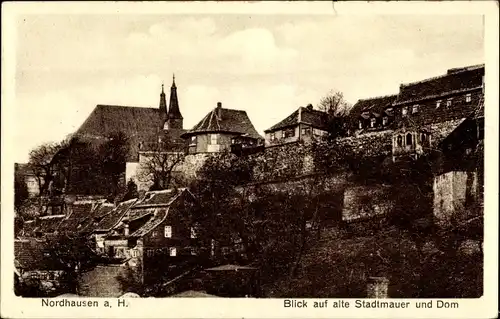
397 135 403 147
406 133 413 146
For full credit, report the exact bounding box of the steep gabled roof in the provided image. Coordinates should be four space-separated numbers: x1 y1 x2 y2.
126 188 192 238
349 94 398 121
77 202 115 233
94 199 137 233
182 106 262 140
57 202 95 233
35 215 66 234
75 105 163 161
129 208 169 238
265 107 329 133
394 64 484 105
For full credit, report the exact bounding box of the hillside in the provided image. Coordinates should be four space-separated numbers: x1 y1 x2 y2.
261 226 482 298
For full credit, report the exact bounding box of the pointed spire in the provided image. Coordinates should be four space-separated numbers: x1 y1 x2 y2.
159 82 167 116
168 73 182 121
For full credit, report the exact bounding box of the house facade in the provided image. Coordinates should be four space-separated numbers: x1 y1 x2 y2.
181 102 263 154
264 104 329 147
349 64 484 163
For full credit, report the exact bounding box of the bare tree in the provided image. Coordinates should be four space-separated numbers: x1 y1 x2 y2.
317 90 352 138
137 139 186 191
317 89 351 117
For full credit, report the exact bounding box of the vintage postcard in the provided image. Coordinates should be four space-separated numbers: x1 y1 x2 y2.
1 1 498 318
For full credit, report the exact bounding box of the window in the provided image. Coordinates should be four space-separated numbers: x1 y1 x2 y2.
406 133 413 146
382 117 388 126
359 121 363 129
446 99 453 107
190 227 197 239
466 93 472 103
397 135 403 147
436 100 442 108
231 138 236 144
190 136 196 145
402 107 408 116
281 131 286 138
283 128 295 138
164 226 172 238
270 133 275 141
301 127 311 136
412 105 419 114
169 247 177 257
369 118 376 128
210 134 218 145
152 231 158 237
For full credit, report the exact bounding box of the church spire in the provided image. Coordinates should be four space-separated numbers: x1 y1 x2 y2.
167 74 183 128
159 82 167 116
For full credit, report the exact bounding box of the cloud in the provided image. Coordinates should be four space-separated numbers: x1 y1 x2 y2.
13 14 484 162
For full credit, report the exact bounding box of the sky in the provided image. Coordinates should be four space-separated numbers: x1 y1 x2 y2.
13 13 484 162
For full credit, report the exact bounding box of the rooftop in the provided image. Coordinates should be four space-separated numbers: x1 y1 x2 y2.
265 106 329 133
182 103 262 140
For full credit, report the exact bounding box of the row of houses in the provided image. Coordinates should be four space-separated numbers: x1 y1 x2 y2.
15 188 210 294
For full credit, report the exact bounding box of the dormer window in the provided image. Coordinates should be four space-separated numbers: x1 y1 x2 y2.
370 118 376 128
382 117 388 126
446 99 453 107
402 107 408 116
436 100 442 108
466 93 472 103
412 105 419 114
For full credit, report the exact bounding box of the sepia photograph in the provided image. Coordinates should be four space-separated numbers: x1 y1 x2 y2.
1 1 498 318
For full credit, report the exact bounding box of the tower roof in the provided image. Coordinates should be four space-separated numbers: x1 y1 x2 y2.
168 74 183 120
159 83 167 116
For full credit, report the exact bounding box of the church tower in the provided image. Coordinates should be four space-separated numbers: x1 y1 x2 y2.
159 83 168 123
164 74 183 130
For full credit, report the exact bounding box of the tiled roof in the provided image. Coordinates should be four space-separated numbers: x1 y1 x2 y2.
35 215 66 234
14 239 62 271
127 188 191 238
133 189 180 207
182 105 262 140
349 95 398 121
75 105 165 161
265 107 329 132
395 64 484 105
129 208 169 237
57 202 95 233
77 203 115 233
94 199 137 232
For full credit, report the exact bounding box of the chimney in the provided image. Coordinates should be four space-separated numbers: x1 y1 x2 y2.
298 107 302 123
216 102 222 118
306 104 313 110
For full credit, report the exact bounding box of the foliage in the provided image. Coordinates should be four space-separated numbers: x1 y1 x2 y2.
122 179 139 202
45 132 128 199
45 234 99 294
28 142 62 196
14 168 30 212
